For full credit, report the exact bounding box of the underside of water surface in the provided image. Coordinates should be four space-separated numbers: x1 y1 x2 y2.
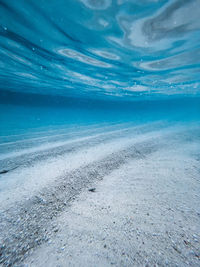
1 0 200 131
0 1 200 267
0 0 200 133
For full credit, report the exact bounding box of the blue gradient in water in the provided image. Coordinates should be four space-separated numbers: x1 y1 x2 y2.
0 3 200 265
0 0 200 135
1 0 200 99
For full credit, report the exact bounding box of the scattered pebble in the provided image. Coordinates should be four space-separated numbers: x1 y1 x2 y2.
88 188 96 192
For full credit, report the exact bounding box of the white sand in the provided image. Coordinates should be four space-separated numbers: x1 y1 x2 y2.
0 121 199 266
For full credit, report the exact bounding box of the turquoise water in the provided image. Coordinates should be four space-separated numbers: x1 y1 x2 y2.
0 2 200 264
0 0 200 134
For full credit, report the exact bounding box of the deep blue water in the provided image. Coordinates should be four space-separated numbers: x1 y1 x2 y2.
0 0 200 134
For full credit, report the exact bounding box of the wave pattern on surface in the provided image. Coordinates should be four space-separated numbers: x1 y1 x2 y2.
0 0 200 100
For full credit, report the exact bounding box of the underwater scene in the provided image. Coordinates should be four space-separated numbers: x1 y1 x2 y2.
0 0 200 266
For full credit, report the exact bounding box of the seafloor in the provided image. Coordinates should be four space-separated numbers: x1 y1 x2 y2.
0 120 200 266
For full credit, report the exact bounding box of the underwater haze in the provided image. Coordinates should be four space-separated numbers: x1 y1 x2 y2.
0 1 200 266
0 0 200 133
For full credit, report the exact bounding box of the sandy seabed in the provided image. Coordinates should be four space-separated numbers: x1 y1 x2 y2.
0 121 199 266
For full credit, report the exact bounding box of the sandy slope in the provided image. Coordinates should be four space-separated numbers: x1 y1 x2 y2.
26 146 200 266
0 121 199 266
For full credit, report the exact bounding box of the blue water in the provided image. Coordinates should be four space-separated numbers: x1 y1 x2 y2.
0 3 200 265
0 0 200 134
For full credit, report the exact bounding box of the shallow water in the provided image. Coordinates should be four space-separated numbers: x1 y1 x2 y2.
0 0 200 136
0 2 200 265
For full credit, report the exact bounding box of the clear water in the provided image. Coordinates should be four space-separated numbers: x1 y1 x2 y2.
0 0 200 134
0 2 200 265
